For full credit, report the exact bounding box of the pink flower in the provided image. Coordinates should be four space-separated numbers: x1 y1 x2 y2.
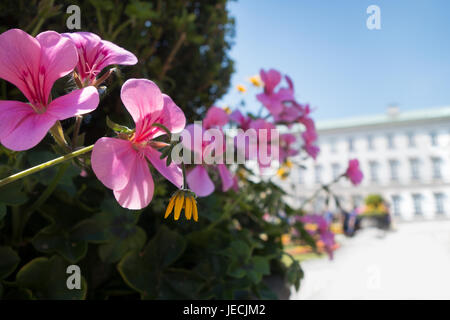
248 118 278 170
62 32 137 86
345 159 363 185
256 69 294 116
299 214 336 259
91 79 185 209
230 109 252 130
279 133 299 164
297 104 320 159
182 106 233 197
0 29 99 151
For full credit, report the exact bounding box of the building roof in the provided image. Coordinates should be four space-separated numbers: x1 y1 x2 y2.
316 106 450 131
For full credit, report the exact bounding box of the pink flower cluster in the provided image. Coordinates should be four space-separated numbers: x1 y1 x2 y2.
345 159 364 186
0 29 137 151
0 28 363 211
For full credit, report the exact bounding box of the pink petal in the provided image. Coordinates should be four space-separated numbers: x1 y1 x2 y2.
91 137 137 191
203 106 229 129
113 156 154 210
46 86 99 120
97 40 138 70
152 94 186 138
36 31 78 104
0 29 41 103
144 148 183 189
260 69 281 94
217 164 233 192
0 100 32 139
181 124 204 155
120 78 164 131
230 110 245 125
0 106 56 151
187 165 215 197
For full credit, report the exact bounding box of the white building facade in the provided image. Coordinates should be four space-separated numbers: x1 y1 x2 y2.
284 106 450 220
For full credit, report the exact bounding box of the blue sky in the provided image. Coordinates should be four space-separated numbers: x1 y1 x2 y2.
220 0 450 120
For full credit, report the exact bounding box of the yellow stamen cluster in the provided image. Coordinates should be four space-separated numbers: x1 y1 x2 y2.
236 84 247 93
248 75 262 87
164 190 198 222
276 167 288 180
223 106 232 114
285 160 293 168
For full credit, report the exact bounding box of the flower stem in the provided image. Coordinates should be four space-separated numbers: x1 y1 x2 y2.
72 116 83 148
0 145 94 188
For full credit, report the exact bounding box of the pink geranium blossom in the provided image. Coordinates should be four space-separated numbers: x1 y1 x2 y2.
256 69 294 116
62 32 137 86
230 109 252 131
183 106 234 197
0 29 99 151
279 133 299 164
297 104 320 159
345 159 363 185
248 118 278 170
91 79 185 209
298 214 336 259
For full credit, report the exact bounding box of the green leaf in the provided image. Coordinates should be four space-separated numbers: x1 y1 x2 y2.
98 227 146 263
32 231 87 264
118 225 186 298
247 256 271 284
0 246 20 279
31 204 90 263
286 260 303 291
106 116 133 133
16 255 87 300
159 269 204 299
0 181 28 205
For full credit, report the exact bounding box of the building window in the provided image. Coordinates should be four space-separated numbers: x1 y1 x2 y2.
389 159 399 181
391 195 401 217
409 158 420 180
430 131 438 146
432 157 442 179
314 165 322 184
407 132 415 148
367 135 374 150
412 194 423 216
348 137 354 152
386 133 395 149
369 161 379 182
434 193 445 215
314 196 325 213
331 163 341 180
330 138 337 153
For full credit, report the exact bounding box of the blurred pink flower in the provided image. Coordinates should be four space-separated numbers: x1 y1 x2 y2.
0 29 99 151
230 109 252 130
297 104 320 159
345 159 363 185
279 133 299 164
256 69 294 116
183 106 234 197
91 79 185 209
62 32 137 85
299 214 336 259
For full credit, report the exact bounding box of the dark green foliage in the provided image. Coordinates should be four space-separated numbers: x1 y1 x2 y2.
0 0 306 300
